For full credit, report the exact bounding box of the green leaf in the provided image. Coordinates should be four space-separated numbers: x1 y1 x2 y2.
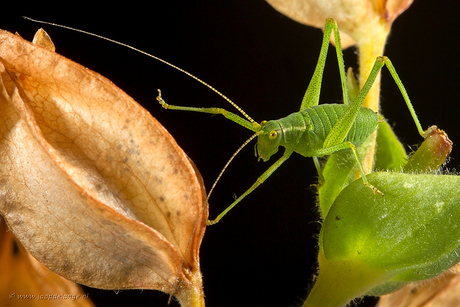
308 172 460 306
374 117 407 171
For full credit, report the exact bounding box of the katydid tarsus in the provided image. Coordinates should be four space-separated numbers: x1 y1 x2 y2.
25 17 429 226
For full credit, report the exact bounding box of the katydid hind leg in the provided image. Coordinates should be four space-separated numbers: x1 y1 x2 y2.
300 18 349 111
317 57 386 195
381 57 426 137
322 57 385 149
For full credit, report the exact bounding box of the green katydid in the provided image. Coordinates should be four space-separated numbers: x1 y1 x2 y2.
24 17 429 226
156 18 429 225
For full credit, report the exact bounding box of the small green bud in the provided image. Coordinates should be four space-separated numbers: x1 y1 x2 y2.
404 126 452 173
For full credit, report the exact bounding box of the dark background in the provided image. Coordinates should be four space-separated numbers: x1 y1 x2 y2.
2 1 460 306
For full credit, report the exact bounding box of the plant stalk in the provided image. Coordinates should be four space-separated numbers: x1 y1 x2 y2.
355 19 389 174
303 252 387 307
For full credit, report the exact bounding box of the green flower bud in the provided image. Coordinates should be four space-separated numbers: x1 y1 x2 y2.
404 126 452 173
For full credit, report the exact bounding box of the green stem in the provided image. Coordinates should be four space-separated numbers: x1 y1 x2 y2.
303 252 388 307
355 18 389 175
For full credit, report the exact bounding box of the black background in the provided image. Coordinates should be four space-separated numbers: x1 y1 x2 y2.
2 1 460 306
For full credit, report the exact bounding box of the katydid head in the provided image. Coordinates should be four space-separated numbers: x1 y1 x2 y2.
256 120 282 162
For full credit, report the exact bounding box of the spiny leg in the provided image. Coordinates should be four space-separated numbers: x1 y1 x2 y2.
323 57 385 149
156 89 259 132
301 18 349 111
346 142 384 195
314 141 384 195
316 56 428 194
321 52 430 152
315 57 383 188
342 56 428 139
381 57 428 137
207 149 293 225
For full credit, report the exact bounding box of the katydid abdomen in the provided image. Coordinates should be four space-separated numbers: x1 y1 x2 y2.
256 104 379 161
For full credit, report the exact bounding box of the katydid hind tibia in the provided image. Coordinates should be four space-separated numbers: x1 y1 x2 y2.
157 18 428 225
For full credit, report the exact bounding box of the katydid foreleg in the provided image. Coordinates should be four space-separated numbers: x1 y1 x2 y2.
207 149 293 225
157 89 259 132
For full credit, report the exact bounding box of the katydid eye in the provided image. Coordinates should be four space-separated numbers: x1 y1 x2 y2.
269 130 278 139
